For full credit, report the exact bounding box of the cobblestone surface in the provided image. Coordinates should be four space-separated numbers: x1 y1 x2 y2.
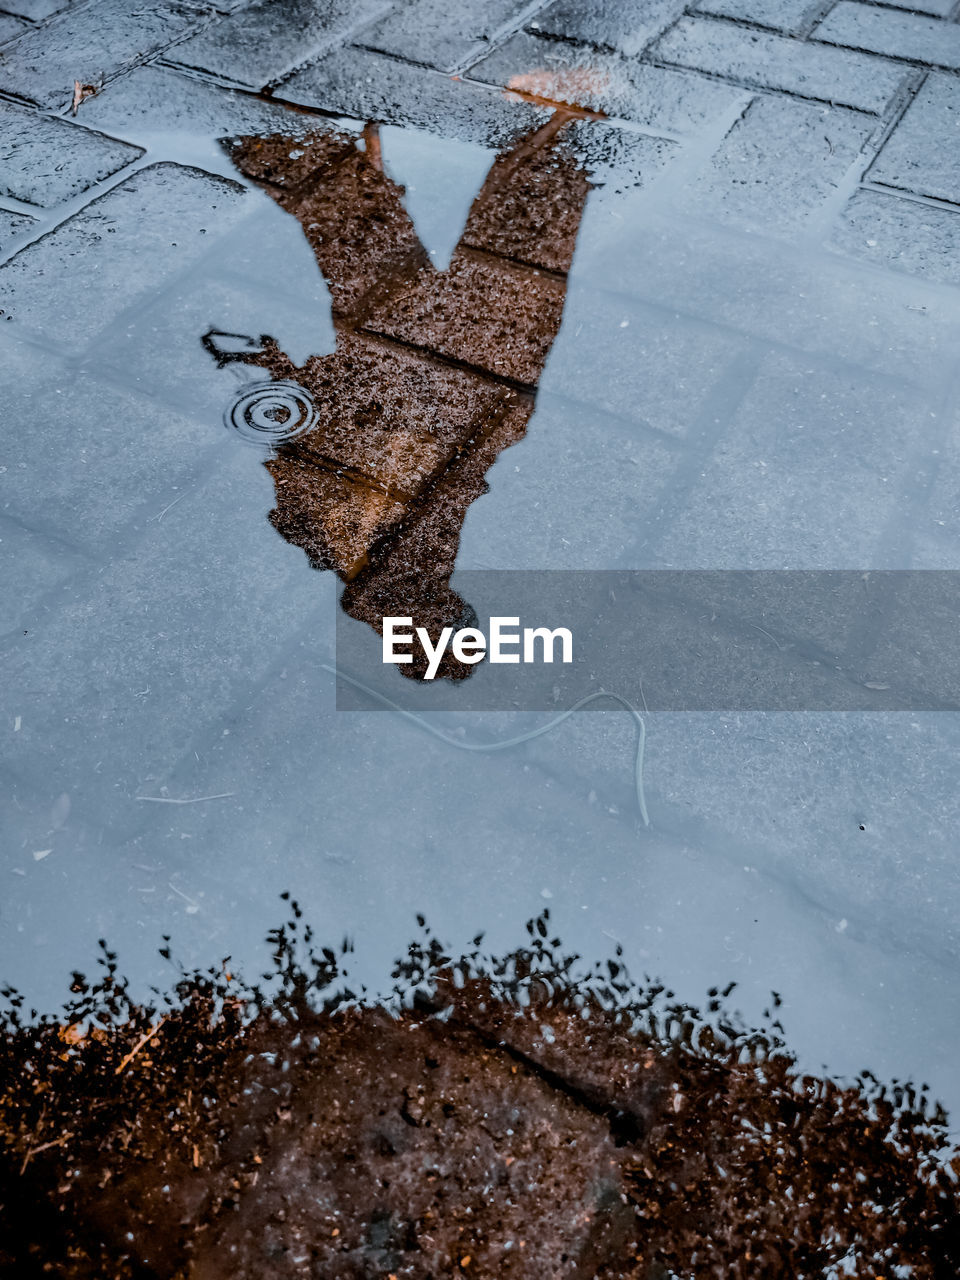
3 0 960 1127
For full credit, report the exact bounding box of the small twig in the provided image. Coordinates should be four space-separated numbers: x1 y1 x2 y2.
20 1132 72 1175
115 1016 167 1075
135 792 235 805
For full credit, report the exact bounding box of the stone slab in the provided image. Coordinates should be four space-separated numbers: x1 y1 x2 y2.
0 100 143 206
78 63 339 140
832 188 960 287
0 0 210 110
571 201 960 390
650 15 908 114
651 350 928 568
543 286 751 440
0 162 248 354
530 0 686 58
277 45 549 147
690 0 818 33
468 31 749 136
0 337 222 554
869 74 960 204
170 0 389 88
359 0 533 73
0 207 35 253
815 2 960 70
682 93 877 234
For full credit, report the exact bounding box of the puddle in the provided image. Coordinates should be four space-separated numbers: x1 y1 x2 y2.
2 62 960 1206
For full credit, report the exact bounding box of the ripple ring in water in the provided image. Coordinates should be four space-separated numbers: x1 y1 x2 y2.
225 380 318 445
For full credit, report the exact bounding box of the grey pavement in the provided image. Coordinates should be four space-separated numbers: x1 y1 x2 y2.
2 0 960 1118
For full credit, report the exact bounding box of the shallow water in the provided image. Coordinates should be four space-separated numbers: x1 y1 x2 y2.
3 76 960 1130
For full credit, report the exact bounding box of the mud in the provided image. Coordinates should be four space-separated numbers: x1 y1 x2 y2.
206 118 590 680
1 911 958 1278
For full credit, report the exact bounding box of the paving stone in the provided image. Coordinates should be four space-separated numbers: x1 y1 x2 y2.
885 0 957 13
78 64 336 140
0 208 35 253
0 163 248 354
0 337 223 554
0 100 142 207
652 351 927 568
363 249 567 386
690 0 818 33
468 31 749 136
0 442 327 828
0 513 82 637
277 45 548 147
544 287 751 440
815 2 960 70
0 0 81 17
358 0 533 74
170 0 389 89
650 15 907 114
0 11 28 39
0 0 211 110
832 188 960 287
572 205 960 389
682 93 877 235
561 120 679 194
869 74 960 204
457 390 679 568
530 0 686 58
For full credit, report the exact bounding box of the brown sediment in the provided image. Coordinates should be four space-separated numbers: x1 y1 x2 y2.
1 912 958 1278
208 116 591 679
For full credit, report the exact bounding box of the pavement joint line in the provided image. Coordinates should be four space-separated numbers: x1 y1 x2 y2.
860 178 960 213
638 53 903 116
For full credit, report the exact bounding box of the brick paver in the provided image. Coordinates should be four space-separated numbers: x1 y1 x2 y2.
278 45 548 145
0 100 143 206
869 73 960 205
650 15 908 113
0 11 28 40
468 30 749 136
169 0 389 88
690 0 819 34
531 0 686 57
358 0 534 73
833 188 960 287
681 93 877 233
0 0 210 109
0 163 248 352
815 2 960 71
0 208 34 250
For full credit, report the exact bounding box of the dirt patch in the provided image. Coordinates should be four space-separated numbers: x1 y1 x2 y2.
1 908 958 1277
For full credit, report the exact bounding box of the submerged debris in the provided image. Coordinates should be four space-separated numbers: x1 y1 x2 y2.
1 906 958 1278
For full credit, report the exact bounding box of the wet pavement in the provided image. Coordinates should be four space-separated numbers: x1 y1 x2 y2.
3 0 960 1129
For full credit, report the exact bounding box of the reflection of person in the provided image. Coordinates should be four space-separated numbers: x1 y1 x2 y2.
205 117 590 678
